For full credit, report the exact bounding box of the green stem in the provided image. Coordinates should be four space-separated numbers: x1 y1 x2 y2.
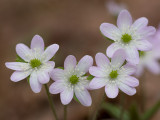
64 105 67 120
44 84 58 120
119 93 125 120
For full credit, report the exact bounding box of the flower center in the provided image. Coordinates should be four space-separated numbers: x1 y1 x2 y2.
109 70 118 79
139 51 145 57
30 59 42 68
69 75 79 85
121 33 132 44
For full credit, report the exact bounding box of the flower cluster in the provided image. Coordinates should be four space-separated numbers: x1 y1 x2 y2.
5 9 158 107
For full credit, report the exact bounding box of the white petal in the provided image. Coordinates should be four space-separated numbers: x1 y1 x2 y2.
100 23 121 40
76 55 93 74
5 62 30 71
106 43 121 58
111 49 126 68
136 40 152 51
117 10 132 31
41 44 59 62
37 71 50 84
89 66 106 77
125 47 139 65
16 43 33 62
75 89 92 106
89 77 107 89
39 61 55 73
30 71 42 93
11 70 31 82
31 35 44 52
60 88 73 105
121 76 139 87
95 53 110 68
105 84 119 98
49 81 65 94
146 60 160 74
118 82 136 96
64 55 77 71
50 68 64 81
132 17 148 30
122 63 136 75
138 26 156 38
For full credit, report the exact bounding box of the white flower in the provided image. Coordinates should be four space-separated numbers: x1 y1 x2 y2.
89 50 139 98
5 35 59 93
100 9 156 65
49 55 93 106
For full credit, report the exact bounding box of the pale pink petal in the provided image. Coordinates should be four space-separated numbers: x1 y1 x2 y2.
76 55 93 74
49 81 65 94
105 84 119 98
135 65 144 77
125 47 139 65
75 89 92 106
5 62 30 71
106 43 121 58
121 76 139 87
95 53 110 68
64 55 77 71
100 23 120 40
31 35 44 52
29 71 42 93
16 43 33 62
50 68 64 81
146 60 160 74
117 10 132 30
136 40 152 51
122 63 136 75
111 49 126 68
138 26 156 38
132 17 148 30
118 82 136 96
37 71 50 84
10 70 32 82
41 44 59 62
60 88 73 105
89 66 106 77
89 77 107 89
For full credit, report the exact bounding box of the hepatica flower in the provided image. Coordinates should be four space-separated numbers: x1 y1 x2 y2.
89 50 139 98
5 35 59 93
49 55 93 106
100 9 156 65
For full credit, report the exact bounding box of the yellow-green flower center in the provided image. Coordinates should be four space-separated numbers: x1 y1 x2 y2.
30 59 42 68
69 75 79 85
139 51 145 57
121 33 132 44
109 70 118 79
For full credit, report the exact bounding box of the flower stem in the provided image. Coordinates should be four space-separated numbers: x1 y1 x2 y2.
64 105 67 120
119 93 125 120
44 84 58 120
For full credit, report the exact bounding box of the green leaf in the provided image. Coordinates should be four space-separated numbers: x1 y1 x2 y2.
57 67 64 69
87 75 94 81
129 103 140 120
101 102 130 120
16 55 26 63
73 94 80 104
141 100 160 120
27 76 30 84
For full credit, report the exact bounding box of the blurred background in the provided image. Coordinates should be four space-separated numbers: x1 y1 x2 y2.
1 0 160 120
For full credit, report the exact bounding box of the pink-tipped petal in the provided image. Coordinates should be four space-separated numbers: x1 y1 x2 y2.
105 84 119 98
95 53 110 68
111 49 126 68
11 70 31 82
118 82 136 96
117 10 132 30
121 76 139 87
132 17 148 30
106 43 121 58
60 88 73 105
16 43 33 62
41 44 59 62
136 40 152 51
50 68 64 81
31 35 44 52
64 55 77 71
75 89 92 106
5 62 30 71
29 71 42 93
89 77 107 89
49 81 65 94
76 55 93 74
100 23 121 40
89 66 106 77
